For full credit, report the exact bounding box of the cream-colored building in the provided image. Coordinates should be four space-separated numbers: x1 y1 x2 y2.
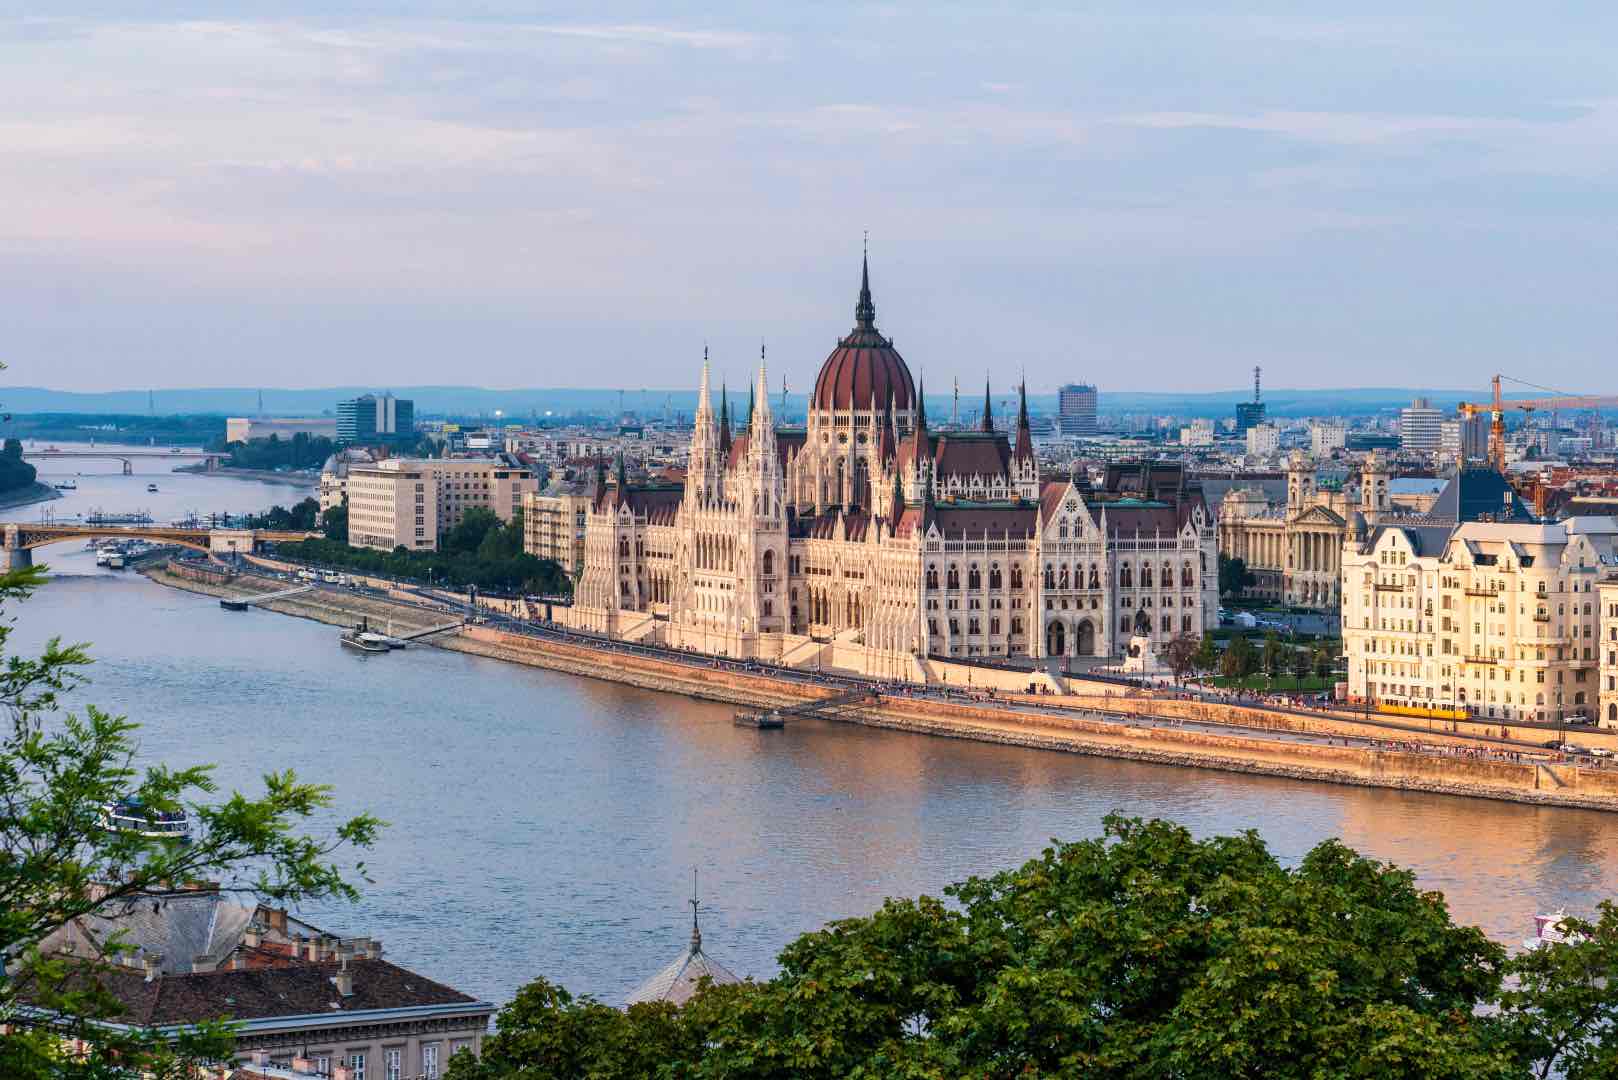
226 417 339 443
1600 581 1618 728
1217 451 1388 609
1342 509 1618 724
347 458 537 553
347 462 438 551
563 256 1218 677
523 490 591 577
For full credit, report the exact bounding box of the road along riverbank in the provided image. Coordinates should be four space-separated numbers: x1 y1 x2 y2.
144 561 1618 812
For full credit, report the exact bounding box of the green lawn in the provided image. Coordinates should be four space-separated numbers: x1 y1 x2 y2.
1201 674 1339 692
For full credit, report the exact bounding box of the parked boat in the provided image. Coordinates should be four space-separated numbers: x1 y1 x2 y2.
1524 909 1585 950
52 479 77 490
219 598 250 611
94 549 112 566
100 796 191 841
733 709 786 730
341 629 388 653
146 483 159 493
106 553 126 569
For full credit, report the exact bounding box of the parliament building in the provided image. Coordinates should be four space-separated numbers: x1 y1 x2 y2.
565 257 1218 679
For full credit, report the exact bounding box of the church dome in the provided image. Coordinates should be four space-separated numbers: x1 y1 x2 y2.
810 256 915 413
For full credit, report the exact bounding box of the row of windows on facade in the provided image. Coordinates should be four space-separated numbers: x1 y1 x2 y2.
1367 657 1591 681
925 614 1195 637
1373 684 1588 709
269 1041 470 1080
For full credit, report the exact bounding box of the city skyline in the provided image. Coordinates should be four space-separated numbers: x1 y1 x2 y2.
9 5 1618 392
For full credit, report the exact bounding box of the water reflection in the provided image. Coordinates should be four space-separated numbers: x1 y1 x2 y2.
11 560 1618 1007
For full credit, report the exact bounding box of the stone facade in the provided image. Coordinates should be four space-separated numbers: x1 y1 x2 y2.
1342 516 1618 724
566 258 1218 674
1216 451 1393 610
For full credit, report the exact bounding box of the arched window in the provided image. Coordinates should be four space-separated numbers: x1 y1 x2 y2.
762 550 774 576
1087 564 1099 591
968 565 982 590
1044 564 1055 589
948 566 960 590
989 565 1002 590
1011 566 1024 589
926 565 939 590
1120 563 1133 589
1161 615 1172 633
1059 565 1070 589
1182 562 1194 587
1142 564 1153 588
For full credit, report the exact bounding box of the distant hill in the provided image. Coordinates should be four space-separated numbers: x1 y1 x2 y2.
2 384 1508 421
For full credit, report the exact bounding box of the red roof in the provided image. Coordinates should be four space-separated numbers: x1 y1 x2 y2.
812 333 915 413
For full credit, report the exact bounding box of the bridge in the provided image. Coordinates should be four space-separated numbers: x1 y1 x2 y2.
23 448 226 475
1 522 316 570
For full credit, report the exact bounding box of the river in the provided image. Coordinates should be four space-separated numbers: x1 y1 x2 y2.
10 450 1618 1008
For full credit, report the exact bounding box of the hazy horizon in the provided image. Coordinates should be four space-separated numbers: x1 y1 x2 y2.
10 5 1618 396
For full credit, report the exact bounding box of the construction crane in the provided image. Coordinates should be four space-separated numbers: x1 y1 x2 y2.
1458 374 1618 473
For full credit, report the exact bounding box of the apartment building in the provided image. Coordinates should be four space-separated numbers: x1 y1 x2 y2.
522 490 591 577
1601 581 1618 728
348 462 437 551
347 458 538 552
1342 515 1618 724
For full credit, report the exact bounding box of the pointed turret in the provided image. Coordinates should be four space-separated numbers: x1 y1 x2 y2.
1014 379 1034 464
878 388 897 465
746 378 755 428
855 244 876 330
687 346 719 503
980 376 994 432
718 382 732 457
614 449 628 496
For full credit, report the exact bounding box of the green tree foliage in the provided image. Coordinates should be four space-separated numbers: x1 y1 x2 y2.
0 435 37 493
244 496 321 531
272 508 566 596
8 413 222 447
1217 554 1254 599
1260 631 1287 678
1162 634 1199 683
321 503 348 543
222 432 336 470
1290 643 1313 683
453 815 1581 1079
1192 633 1220 673
1221 633 1257 678
1312 641 1338 680
0 565 381 1078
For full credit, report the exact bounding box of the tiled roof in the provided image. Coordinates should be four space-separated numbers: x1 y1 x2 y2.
931 433 1012 480
929 504 1037 539
37 889 311 976
60 958 482 1027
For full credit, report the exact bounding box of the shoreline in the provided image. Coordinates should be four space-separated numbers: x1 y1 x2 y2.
0 481 63 513
174 463 321 486
141 563 1618 813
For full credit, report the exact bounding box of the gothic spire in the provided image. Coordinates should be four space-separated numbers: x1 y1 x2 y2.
915 376 927 431
854 237 876 330
980 376 994 432
614 449 628 503
1014 378 1034 465
719 381 731 455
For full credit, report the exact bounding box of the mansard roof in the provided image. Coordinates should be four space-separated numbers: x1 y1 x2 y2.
725 430 794 471
595 482 682 524
795 511 872 542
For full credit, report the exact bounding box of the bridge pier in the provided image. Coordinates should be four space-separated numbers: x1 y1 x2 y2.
2 546 32 572
122 459 133 476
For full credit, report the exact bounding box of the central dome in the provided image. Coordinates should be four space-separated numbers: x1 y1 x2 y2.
810 256 915 413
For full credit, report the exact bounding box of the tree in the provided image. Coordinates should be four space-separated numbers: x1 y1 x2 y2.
1290 643 1313 686
1261 631 1287 680
455 816 1525 1079
1192 633 1220 674
1162 634 1199 684
1221 633 1255 678
1313 641 1338 680
0 565 382 1078
322 503 348 543
3 436 22 458
1496 902 1618 1079
1217 554 1255 599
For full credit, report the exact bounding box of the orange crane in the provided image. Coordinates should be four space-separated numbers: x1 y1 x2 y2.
1458 375 1618 473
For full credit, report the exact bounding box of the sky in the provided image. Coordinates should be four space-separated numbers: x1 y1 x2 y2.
6 3 1618 396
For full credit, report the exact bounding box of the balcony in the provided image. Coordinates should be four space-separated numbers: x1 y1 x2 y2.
1373 582 1404 592
1533 612 1551 623
1464 587 1499 598
1462 655 1499 665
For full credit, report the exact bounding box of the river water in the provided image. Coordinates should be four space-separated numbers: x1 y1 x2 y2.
11 447 1618 1007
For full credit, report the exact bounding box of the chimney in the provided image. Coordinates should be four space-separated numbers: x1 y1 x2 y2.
304 937 320 962
267 907 288 934
142 954 161 983
243 921 262 949
333 948 354 998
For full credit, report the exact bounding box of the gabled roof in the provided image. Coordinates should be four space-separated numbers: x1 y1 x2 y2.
50 958 483 1027
931 432 1012 480
1429 468 1534 523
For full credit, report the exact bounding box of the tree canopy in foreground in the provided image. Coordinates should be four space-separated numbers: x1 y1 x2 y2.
0 565 382 1079
454 815 1618 1080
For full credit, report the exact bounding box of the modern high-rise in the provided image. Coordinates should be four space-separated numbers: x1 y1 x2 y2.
337 393 415 445
1399 397 1443 452
1440 415 1488 463
1234 366 1266 433
1057 384 1098 436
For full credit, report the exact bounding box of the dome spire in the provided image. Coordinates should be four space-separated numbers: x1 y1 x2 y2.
855 232 876 330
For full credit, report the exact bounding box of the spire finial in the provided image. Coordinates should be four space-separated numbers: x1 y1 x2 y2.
981 374 994 432
689 868 703 953
855 237 876 329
